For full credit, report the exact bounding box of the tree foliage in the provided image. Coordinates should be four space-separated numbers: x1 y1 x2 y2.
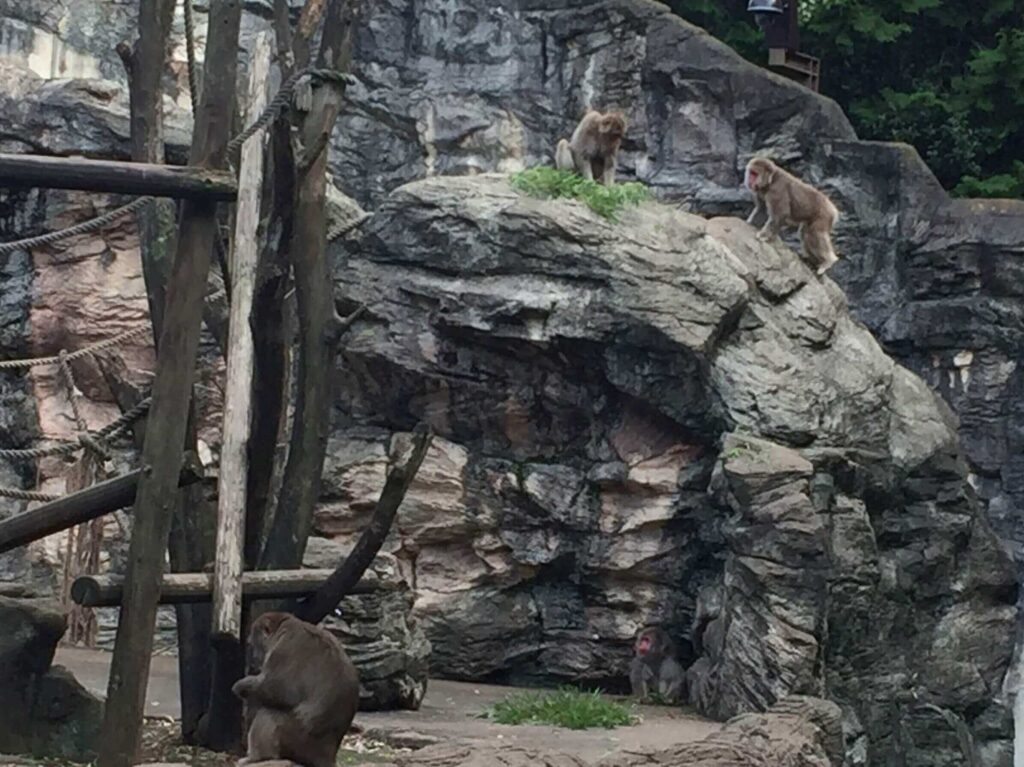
665 0 1024 197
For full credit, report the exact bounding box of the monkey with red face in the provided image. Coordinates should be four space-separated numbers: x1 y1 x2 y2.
233 612 359 767
745 156 840 276
629 626 685 704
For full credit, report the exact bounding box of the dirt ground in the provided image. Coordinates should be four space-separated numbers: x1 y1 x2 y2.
40 647 719 765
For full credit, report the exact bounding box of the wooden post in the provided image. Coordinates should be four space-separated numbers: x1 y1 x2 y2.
0 465 201 554
97 2 243 765
202 31 273 753
261 0 360 572
213 30 272 644
118 3 218 743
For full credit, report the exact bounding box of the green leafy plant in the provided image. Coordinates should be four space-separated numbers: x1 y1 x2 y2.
483 687 637 729
510 167 649 220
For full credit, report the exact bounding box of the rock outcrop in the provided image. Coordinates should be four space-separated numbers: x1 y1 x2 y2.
0 597 103 761
0 0 1019 765
324 174 1016 765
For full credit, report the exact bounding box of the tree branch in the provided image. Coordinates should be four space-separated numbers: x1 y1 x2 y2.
296 424 433 624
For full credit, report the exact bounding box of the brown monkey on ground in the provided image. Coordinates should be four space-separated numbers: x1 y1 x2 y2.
233 612 359 767
555 109 627 186
629 626 685 704
745 157 840 276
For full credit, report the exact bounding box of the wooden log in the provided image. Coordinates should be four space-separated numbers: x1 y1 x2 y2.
260 0 359 572
298 425 432 624
118 4 216 743
97 1 243 764
213 30 271 644
72 570 391 607
0 465 201 554
0 154 237 200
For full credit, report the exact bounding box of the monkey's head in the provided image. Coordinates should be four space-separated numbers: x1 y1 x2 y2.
599 112 627 143
634 627 665 658
745 157 777 192
247 611 293 670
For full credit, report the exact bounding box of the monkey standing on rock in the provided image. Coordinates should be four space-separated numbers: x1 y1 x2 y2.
555 109 627 186
629 626 685 704
232 612 360 767
745 157 840 276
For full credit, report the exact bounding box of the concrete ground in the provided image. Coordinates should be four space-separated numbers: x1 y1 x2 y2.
56 647 719 763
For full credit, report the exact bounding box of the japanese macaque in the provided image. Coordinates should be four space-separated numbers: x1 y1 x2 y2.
555 109 627 186
629 626 685 704
745 157 840 276
233 612 359 767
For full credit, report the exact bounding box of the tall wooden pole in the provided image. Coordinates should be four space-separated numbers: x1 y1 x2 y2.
97 3 243 765
118 1 218 741
202 31 273 752
213 29 271 647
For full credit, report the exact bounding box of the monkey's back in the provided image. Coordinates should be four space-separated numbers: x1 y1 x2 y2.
782 169 838 225
270 621 360 735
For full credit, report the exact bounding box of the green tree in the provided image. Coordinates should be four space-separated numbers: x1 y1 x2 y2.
667 0 1024 197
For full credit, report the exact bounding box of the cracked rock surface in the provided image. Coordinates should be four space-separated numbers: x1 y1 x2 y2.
325 175 1016 766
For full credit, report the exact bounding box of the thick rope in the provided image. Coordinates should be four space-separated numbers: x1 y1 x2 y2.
226 68 356 160
58 350 88 433
0 441 80 460
182 0 201 112
327 211 370 242
0 325 152 371
0 396 150 461
0 487 58 502
0 197 152 257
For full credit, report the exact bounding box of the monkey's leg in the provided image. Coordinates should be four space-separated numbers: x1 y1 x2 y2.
555 139 575 172
576 154 595 182
601 158 617 187
241 708 284 763
802 223 838 275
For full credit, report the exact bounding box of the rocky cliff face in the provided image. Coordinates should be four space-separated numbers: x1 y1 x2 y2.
324 174 1016 765
0 0 1020 765
327 0 1024 569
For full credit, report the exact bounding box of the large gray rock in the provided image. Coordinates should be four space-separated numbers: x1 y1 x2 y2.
0 597 103 761
325 174 1016 766
303 537 431 711
328 0 1024 574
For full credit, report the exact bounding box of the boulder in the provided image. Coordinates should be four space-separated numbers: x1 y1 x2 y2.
325 174 1016 765
0 597 102 761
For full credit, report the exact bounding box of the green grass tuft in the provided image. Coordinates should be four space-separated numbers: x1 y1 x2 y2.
483 687 637 730
510 166 650 220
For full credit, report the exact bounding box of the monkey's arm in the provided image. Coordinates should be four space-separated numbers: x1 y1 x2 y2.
746 196 765 225
232 672 301 710
757 198 787 241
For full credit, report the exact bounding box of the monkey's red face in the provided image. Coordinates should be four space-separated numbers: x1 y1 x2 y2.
635 633 652 656
745 168 759 191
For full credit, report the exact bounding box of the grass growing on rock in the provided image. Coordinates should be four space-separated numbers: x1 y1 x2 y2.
510 166 649 220
484 687 637 729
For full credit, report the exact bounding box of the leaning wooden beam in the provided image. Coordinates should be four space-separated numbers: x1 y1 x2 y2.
0 465 201 554
72 570 391 607
298 425 433 624
213 30 271 644
0 154 237 201
97 1 243 764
